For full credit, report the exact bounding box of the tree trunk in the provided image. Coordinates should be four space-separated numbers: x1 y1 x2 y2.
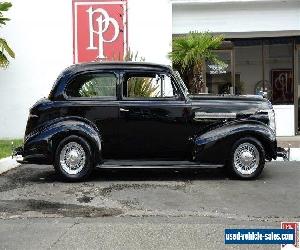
200 61 207 93
192 60 206 94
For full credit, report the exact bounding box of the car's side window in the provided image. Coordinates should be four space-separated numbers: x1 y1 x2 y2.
67 73 117 98
123 73 179 99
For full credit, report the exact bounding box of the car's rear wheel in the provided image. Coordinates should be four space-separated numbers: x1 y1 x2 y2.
54 135 94 181
228 137 265 179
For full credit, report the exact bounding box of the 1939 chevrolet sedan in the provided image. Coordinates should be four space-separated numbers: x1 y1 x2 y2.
14 62 286 180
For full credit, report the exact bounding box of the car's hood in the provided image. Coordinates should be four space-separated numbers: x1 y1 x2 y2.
188 94 272 114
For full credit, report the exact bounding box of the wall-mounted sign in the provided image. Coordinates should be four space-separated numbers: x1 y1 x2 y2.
207 63 228 75
271 69 293 104
73 0 128 63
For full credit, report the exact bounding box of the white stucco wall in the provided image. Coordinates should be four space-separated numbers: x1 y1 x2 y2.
0 0 73 139
0 0 172 138
128 0 172 65
173 0 300 35
273 105 295 136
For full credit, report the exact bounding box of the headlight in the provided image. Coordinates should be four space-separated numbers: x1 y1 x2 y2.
256 109 276 135
266 109 276 134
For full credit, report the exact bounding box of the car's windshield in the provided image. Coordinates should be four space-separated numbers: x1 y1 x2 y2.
173 71 189 95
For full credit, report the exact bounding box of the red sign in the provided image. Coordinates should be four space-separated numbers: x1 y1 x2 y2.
73 0 128 63
281 222 299 248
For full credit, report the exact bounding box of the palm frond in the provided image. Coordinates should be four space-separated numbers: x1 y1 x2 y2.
123 49 155 97
0 2 14 68
0 37 14 68
169 31 224 93
169 32 224 69
0 50 8 68
0 17 9 25
0 38 15 58
0 2 12 26
0 2 12 12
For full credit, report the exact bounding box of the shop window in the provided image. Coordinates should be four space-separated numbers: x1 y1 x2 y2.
234 40 263 96
234 38 294 104
206 51 233 94
264 40 293 105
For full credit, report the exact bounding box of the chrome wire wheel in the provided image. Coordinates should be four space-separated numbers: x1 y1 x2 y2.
233 142 260 175
59 141 86 175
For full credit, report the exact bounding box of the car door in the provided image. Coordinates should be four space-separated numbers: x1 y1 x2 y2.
118 70 192 159
65 71 120 159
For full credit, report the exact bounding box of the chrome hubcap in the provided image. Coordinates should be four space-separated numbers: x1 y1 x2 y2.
234 142 259 175
60 142 86 175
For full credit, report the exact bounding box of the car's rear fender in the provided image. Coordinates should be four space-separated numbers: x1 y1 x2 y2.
193 120 277 164
23 117 102 164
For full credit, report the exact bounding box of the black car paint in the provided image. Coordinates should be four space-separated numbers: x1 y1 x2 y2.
21 62 277 166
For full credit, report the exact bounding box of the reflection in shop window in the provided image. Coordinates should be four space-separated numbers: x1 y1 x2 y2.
264 41 293 105
206 51 233 95
235 40 263 96
234 38 294 104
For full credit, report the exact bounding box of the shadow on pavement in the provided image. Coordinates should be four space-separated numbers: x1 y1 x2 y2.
1 162 274 187
2 164 234 184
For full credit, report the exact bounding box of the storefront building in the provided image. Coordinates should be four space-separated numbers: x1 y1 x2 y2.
173 0 300 136
0 0 299 138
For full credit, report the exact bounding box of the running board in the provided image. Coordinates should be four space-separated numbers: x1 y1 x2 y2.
100 160 223 169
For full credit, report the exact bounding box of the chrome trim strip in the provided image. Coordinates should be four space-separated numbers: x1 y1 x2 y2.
100 160 223 168
100 164 223 169
194 112 237 119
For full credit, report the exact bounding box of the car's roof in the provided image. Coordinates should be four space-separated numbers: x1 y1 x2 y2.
64 62 173 74
49 62 174 100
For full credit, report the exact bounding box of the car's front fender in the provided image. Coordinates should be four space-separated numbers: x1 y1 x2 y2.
23 117 102 164
193 120 277 164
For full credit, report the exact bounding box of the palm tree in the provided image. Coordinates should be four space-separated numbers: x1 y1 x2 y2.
0 2 14 68
169 32 224 93
123 49 157 97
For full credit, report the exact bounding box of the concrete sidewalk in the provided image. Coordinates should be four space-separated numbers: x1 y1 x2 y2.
277 136 300 161
0 162 299 250
0 157 20 175
277 136 300 148
0 217 278 250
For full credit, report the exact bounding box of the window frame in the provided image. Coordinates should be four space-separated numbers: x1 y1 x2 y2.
65 71 119 101
121 71 183 101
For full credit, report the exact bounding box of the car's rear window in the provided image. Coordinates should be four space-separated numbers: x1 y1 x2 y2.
66 73 117 98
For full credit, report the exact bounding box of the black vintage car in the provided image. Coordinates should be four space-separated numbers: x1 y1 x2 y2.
14 62 286 180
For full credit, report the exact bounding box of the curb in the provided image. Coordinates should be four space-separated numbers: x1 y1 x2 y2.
0 157 21 175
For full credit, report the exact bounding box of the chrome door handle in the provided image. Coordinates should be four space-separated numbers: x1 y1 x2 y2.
120 108 129 112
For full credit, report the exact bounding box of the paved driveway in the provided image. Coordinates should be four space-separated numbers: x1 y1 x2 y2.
0 162 299 249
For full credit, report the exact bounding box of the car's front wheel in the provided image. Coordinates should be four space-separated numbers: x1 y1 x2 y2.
54 135 94 181
228 137 265 179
